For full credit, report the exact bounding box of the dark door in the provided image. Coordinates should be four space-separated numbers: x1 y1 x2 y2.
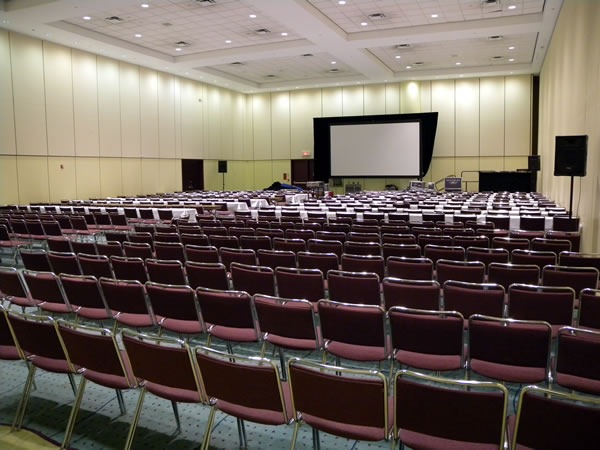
291 159 314 188
181 159 204 191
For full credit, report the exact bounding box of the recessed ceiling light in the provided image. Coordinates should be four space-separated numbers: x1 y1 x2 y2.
83 16 91 20
508 5 516 10
360 22 368 26
175 48 182 52
281 32 288 36
431 14 439 18
249 14 257 18
508 46 515 50
141 3 149 8
509 58 515 62
406 65 412 69
225 40 232 43
135 33 142 38
331 61 337 65
395 55 401 59
338 0 346 4
455 62 462 65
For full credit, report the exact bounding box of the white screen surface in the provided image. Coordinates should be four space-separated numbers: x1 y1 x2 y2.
330 122 420 177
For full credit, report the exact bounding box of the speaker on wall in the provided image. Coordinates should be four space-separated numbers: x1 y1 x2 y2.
554 135 587 177
528 155 540 172
218 160 228 173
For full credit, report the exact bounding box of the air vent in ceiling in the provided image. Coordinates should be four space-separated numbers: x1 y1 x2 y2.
368 13 386 20
488 35 504 40
492 55 504 59
231 62 244 65
255 28 270 34
396 43 410 49
105 16 124 24
328 68 340 73
481 0 501 5
175 41 190 47
302 53 314 57
413 61 424 65
194 0 217 5
265 74 276 78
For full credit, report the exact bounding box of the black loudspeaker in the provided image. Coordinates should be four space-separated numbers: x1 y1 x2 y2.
218 160 228 173
554 135 588 176
528 155 540 172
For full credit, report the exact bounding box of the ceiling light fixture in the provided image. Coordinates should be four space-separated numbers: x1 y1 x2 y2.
141 3 149 8
175 48 182 52
338 0 346 4
249 14 257 18
508 5 516 10
360 22 368 26
331 61 336 64
431 14 439 18
508 46 515 50
395 55 401 59
406 65 412 69
281 32 288 36
135 33 142 37
509 58 515 62
83 16 91 20
455 62 462 65
225 39 232 43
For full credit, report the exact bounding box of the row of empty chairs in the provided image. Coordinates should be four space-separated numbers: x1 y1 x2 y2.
2 305 600 449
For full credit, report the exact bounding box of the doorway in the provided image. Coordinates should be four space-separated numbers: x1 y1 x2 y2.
291 159 314 188
181 159 204 191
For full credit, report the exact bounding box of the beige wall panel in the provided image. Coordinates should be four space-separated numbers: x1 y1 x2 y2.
364 84 386 115
75 157 101 200
158 159 180 193
222 161 246 191
455 79 480 157
385 83 400 114
205 85 223 160
11 33 47 156
180 79 204 159
271 92 291 160
173 79 183 158
454 157 480 192
237 95 253 161
342 86 364 116
419 81 432 113
290 89 321 158
504 75 532 156
231 94 249 160
400 81 422 113
0 30 16 155
479 78 505 156
0 156 19 204
121 158 142 196
17 156 49 203
203 160 220 191
141 159 160 195
119 62 141 158
321 88 342 117
479 157 505 172
504 156 528 172
363 178 387 191
100 158 123 198
218 89 235 161
272 160 291 184
140 68 160 158
72 50 100 157
157 73 177 159
252 94 272 160
97 56 121 157
48 157 76 203
43 42 75 157
254 160 273 191
431 80 456 157
429 157 455 185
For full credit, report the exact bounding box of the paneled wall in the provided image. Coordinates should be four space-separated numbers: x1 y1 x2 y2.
538 0 600 252
1 29 532 203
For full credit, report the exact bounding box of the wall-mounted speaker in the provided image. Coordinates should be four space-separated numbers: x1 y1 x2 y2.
554 135 587 177
218 160 228 173
528 155 540 172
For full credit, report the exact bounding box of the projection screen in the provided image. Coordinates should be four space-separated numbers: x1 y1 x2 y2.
329 121 421 177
